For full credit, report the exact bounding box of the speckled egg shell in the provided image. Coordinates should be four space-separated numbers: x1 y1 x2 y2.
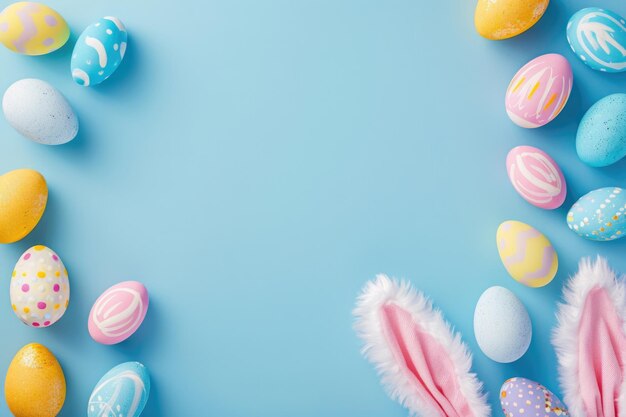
506 146 566 209
11 245 69 328
475 0 549 40
0 2 69 55
88 362 150 417
505 54 572 128
474 286 532 363
501 377 568 417
576 94 626 167
0 168 47 244
567 187 626 241
72 17 127 87
567 7 626 73
88 281 149 345
3 78 79 145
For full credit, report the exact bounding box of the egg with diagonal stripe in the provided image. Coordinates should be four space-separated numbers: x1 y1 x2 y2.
496 220 558 288
88 362 150 417
505 54 572 128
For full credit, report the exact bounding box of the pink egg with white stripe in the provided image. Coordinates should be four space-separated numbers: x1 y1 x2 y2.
88 281 149 345
506 145 567 209
505 54 573 128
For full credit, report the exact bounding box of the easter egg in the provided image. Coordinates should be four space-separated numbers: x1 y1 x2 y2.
0 2 69 55
505 54 572 128
567 8 626 73
567 187 626 241
5 343 66 417
576 94 626 167
496 220 558 288
475 0 549 40
500 378 568 417
11 245 69 327
0 168 47 244
72 17 128 87
89 281 149 345
474 286 532 363
3 78 79 145
88 362 150 417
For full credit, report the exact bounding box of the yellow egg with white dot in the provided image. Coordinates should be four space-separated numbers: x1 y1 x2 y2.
474 0 549 40
0 169 48 243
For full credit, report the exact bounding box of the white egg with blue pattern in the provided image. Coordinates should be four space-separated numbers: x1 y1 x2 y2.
88 362 150 417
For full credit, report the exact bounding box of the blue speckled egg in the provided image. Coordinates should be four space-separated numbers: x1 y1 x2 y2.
567 7 626 72
71 17 127 87
88 362 150 417
576 94 626 167
567 187 626 241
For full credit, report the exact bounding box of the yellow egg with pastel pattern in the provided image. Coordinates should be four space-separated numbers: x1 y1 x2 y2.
0 2 69 55
496 220 558 288
475 0 549 40
0 169 48 243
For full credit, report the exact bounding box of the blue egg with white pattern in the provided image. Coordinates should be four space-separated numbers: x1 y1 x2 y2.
567 7 626 73
88 362 150 417
71 16 127 87
567 187 626 241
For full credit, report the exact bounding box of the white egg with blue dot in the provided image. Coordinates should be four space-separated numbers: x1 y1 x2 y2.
88 362 150 417
71 16 127 87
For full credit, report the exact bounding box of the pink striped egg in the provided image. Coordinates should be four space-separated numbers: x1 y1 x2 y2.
505 54 573 128
88 281 149 345
506 146 567 209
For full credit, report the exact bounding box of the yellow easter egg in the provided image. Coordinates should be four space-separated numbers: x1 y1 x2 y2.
5 343 66 417
474 0 549 40
496 220 558 288
0 2 69 55
0 169 48 243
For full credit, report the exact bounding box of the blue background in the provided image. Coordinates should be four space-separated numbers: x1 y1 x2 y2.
0 0 626 415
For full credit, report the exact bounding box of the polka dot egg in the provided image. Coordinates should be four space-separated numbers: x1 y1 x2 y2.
500 377 568 417
10 245 69 328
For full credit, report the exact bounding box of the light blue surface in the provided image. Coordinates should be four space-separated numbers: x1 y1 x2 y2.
1 1 626 416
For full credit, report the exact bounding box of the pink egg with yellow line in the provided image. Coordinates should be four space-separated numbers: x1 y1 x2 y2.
505 54 573 128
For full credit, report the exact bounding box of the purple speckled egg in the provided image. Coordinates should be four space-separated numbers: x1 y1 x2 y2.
500 377 568 417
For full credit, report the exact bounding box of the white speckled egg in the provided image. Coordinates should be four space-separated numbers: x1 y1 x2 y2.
2 78 79 145
10 245 69 327
474 286 531 363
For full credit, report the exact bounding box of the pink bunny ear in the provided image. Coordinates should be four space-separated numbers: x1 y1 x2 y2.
553 257 626 417
353 275 490 417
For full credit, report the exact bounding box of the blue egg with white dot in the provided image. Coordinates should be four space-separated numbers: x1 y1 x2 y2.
567 187 626 241
71 16 127 87
88 362 150 417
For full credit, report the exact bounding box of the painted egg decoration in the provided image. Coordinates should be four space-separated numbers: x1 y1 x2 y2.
497 220 558 288
506 146 566 209
5 343 66 417
567 7 626 73
501 377 568 417
89 281 149 345
475 0 549 40
11 245 69 328
0 168 47 244
576 94 626 167
0 2 69 55
474 286 532 363
505 54 572 128
72 17 127 87
88 362 150 417
567 187 626 241
3 78 79 145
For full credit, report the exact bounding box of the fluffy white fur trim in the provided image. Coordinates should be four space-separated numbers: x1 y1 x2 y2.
353 275 490 417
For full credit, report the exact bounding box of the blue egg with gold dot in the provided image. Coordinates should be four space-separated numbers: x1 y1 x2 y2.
567 187 626 241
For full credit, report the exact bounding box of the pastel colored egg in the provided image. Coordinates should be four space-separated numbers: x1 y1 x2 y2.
72 17 128 87
0 2 69 55
567 8 626 73
500 378 568 417
474 286 532 363
88 362 150 417
506 146 566 209
10 245 69 328
497 220 558 288
505 54 572 128
3 78 79 145
576 94 626 167
5 343 66 417
475 0 549 40
89 281 149 345
0 168 47 244
567 187 626 241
